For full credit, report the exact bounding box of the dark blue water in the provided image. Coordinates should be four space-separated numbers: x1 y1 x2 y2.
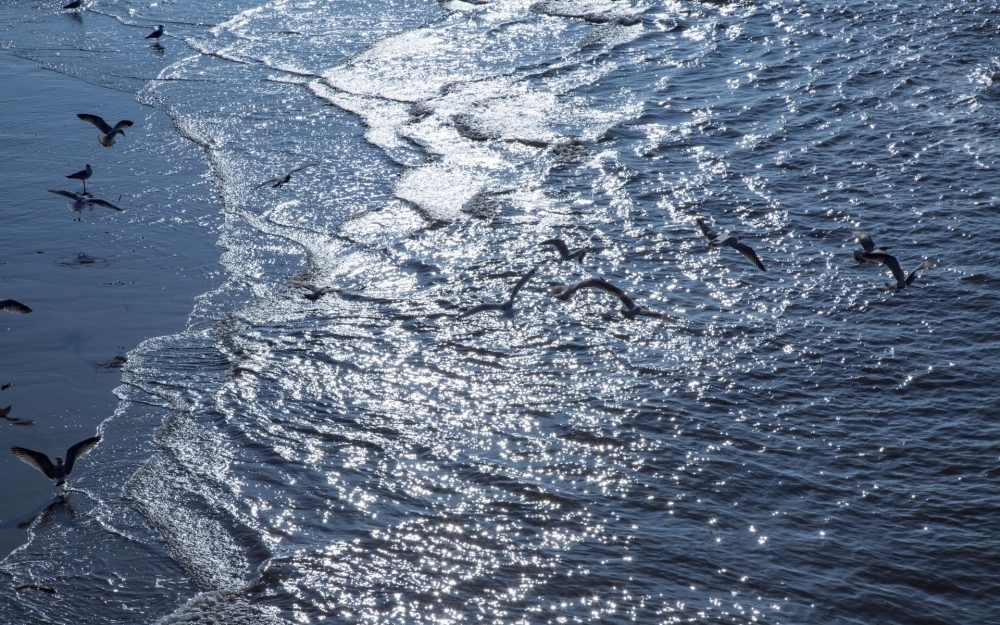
2 1 999 623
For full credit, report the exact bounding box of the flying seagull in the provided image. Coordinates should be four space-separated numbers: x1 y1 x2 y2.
549 277 664 319
1 299 32 314
285 277 360 301
255 163 318 189
696 217 766 272
77 114 134 148
146 25 164 39
539 238 588 263
458 267 536 319
66 163 92 193
63 0 83 9
860 252 938 292
48 189 122 212
850 229 892 263
10 436 101 486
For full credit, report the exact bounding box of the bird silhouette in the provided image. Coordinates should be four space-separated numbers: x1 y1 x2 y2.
850 229 892 264
285 277 359 301
77 114 134 147
255 163 318 189
539 238 588 263
1 299 32 314
860 252 938 292
697 217 766 272
549 277 664 319
11 436 101 486
459 267 536 319
66 164 92 193
146 25 164 39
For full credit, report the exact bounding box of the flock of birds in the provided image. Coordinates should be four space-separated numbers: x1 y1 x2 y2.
62 1 165 44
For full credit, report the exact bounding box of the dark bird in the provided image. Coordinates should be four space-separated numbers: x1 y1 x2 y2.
66 163 92 193
255 163 318 189
146 25 164 39
0 406 9 419
48 189 122 212
539 238 588 263
696 217 766 272
549 277 664 319
63 0 83 9
459 267 536 319
1 383 10 390
285 277 358 301
10 436 101 486
77 114 134 147
850 229 892 263
1 406 32 426
1 299 32 314
860 252 938 292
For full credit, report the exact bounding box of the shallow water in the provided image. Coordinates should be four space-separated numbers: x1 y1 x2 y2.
2 0 1000 623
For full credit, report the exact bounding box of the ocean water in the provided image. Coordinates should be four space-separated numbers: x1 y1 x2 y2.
1 0 999 623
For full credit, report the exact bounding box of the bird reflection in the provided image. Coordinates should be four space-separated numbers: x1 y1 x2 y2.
48 189 122 213
1 405 35 427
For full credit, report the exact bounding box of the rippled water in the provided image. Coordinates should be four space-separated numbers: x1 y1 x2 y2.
3 0 1000 623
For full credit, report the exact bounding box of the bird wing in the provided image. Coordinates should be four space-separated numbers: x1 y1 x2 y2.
77 114 113 134
458 302 505 319
850 229 877 253
727 239 767 271
87 198 122 211
0 300 32 314
289 162 319 174
10 447 57 480
64 436 101 475
696 218 719 241
506 267 537 304
570 277 635 308
863 252 905 283
0 405 10 419
286 278 318 290
539 238 570 257
49 189 86 201
110 120 134 135
905 258 938 286
255 175 285 189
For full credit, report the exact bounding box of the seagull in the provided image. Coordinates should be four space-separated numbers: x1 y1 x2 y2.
63 0 83 9
146 25 164 39
285 277 358 301
48 189 122 212
77 114 134 148
66 164 92 193
255 163 318 189
850 229 892 263
549 277 664 319
1 299 32 314
860 252 938 292
696 217 766 272
458 267 536 319
10 436 101 486
539 238 588 263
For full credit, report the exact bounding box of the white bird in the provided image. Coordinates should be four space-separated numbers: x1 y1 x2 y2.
459 267 536 319
549 277 664 319
696 217 766 272
850 229 892 263
77 114 134 147
255 163 318 189
285 277 358 301
539 238 588 263
146 25 164 39
0 299 32 314
66 163 92 193
48 189 122 212
11 436 101 486
860 252 938 292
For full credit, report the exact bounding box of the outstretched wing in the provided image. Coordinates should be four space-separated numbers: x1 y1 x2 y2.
0 405 10 419
49 189 85 201
570 278 635 308
506 267 537 304
696 218 719 241
10 447 57 480
0 300 32 314
110 120 134 135
458 303 505 319
255 175 285 189
289 162 318 174
905 258 938 286
286 278 318 290
850 229 877 253
539 238 570 257
64 436 101 475
77 114 113 134
728 240 767 272
87 198 122 211
863 252 906 284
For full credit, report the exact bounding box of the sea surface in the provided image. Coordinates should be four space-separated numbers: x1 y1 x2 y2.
1 1 999 623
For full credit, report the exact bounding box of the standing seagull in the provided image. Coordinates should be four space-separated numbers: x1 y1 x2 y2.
77 114 134 147
458 267 536 319
48 189 122 212
255 163 319 189
696 217 766 272
539 238 588 263
1 299 32 314
10 436 101 486
66 163 92 193
860 252 938 292
850 229 892 264
146 25 164 39
549 277 664 319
